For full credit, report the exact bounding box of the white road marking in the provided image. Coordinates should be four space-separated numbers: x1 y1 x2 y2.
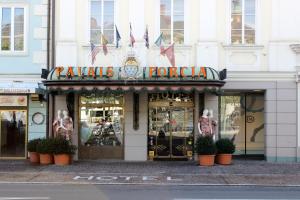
0 197 50 200
174 199 292 200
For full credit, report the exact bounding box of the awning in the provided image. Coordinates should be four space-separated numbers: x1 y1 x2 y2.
43 66 226 93
0 81 41 94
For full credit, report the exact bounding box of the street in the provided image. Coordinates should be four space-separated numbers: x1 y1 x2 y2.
0 184 300 200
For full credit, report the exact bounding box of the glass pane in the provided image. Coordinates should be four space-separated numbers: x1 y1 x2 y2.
173 0 184 14
104 0 114 15
219 96 245 155
90 15 101 29
231 30 242 44
173 15 184 29
245 15 255 30
0 110 27 158
245 29 255 44
245 0 255 15
173 29 184 44
80 95 124 147
90 30 102 44
231 0 242 14
160 14 171 29
103 29 114 43
160 0 171 15
91 1 101 15
231 14 242 29
1 8 11 51
161 29 171 44
245 94 264 155
14 8 24 51
103 15 114 29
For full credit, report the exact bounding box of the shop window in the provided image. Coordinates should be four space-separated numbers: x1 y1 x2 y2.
0 6 25 52
231 0 256 44
219 94 264 156
79 94 124 147
160 0 184 44
90 0 114 44
0 95 27 158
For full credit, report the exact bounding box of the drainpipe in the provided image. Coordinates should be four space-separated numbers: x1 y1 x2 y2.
46 0 51 138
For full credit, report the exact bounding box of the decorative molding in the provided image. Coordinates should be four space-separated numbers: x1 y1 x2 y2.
227 71 296 81
222 44 264 50
290 44 300 54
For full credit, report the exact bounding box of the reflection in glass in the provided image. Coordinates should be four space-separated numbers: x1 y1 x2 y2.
1 8 11 51
14 8 24 51
80 95 123 147
231 30 242 44
0 110 27 158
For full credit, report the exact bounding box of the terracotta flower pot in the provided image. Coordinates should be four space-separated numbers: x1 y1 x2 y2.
54 154 71 165
39 154 54 165
29 152 40 164
198 155 215 166
216 154 232 165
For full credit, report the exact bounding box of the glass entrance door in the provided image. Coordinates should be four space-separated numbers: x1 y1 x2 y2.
148 95 194 160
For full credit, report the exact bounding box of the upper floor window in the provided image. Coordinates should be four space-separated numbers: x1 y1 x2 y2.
231 0 255 44
0 6 25 52
160 0 184 44
90 0 114 44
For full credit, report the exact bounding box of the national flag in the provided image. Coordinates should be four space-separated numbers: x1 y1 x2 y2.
90 42 100 65
101 33 109 55
130 23 135 47
162 43 175 67
115 25 121 48
154 32 165 55
144 26 149 49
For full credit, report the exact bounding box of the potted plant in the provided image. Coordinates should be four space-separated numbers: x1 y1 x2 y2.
195 135 216 166
36 138 55 165
27 138 41 164
53 136 77 165
215 138 236 165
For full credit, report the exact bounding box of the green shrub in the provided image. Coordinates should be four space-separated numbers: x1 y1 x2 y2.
36 138 55 154
27 138 41 152
195 135 216 155
216 138 236 154
52 136 77 155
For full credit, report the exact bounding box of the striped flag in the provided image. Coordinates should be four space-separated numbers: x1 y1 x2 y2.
130 23 135 47
144 26 149 49
101 34 109 55
154 32 165 55
90 42 100 65
115 25 121 48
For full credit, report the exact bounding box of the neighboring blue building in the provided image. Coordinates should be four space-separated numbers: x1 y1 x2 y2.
0 0 48 159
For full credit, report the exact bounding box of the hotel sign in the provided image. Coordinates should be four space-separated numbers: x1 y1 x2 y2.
50 66 221 81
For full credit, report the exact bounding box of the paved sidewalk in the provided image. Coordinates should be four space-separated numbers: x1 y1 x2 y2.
0 159 300 186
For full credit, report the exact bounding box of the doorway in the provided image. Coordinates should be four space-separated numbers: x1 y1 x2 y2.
219 93 265 157
148 93 194 160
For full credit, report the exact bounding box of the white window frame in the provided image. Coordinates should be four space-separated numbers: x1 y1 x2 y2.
229 0 257 45
0 4 28 54
158 0 186 45
88 0 116 45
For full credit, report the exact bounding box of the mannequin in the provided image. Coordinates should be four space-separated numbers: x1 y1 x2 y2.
52 110 64 137
198 109 217 138
62 110 73 141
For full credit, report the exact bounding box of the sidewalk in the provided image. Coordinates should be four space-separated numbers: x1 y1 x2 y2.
0 159 300 186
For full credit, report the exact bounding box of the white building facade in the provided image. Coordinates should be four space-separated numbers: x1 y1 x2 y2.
46 0 300 162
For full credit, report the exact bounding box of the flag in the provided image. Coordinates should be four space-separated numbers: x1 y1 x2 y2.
144 26 149 49
101 33 109 55
130 23 135 47
115 25 121 48
154 32 165 55
90 42 100 65
162 43 175 67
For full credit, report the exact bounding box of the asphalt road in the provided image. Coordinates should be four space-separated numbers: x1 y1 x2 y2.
0 184 300 200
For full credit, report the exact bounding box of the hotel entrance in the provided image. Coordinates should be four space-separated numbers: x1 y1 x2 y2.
148 93 194 160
